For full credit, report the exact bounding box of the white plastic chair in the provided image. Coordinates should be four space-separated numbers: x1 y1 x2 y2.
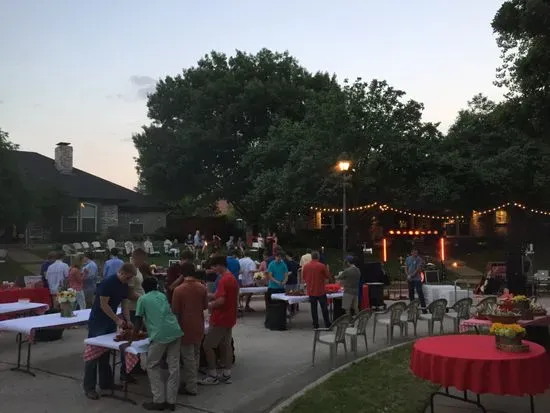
124 241 134 256
106 239 116 251
345 309 372 356
400 299 421 337
445 298 473 333
81 242 91 250
312 314 350 368
143 240 160 256
91 241 106 253
73 242 83 252
163 239 173 254
419 299 448 335
373 301 407 344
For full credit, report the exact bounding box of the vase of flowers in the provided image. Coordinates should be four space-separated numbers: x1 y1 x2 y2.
57 288 77 317
485 303 521 324
490 323 528 352
253 272 266 287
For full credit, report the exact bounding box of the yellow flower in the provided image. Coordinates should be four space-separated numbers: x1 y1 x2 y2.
490 322 525 336
512 295 528 302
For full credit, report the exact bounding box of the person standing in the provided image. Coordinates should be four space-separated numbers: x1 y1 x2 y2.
128 248 147 322
405 248 426 309
337 256 361 316
82 252 99 308
238 249 257 312
256 233 265 258
266 251 289 300
130 277 183 411
166 250 195 303
40 251 56 276
200 255 239 385
103 248 124 278
45 251 69 307
171 263 208 396
68 255 86 310
83 263 136 400
302 251 331 329
226 249 241 282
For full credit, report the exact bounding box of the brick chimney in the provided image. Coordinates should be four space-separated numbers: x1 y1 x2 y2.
54 142 73 174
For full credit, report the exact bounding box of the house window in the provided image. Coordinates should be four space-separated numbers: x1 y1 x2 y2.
61 214 78 232
129 223 144 234
80 203 97 232
60 202 97 233
495 210 508 225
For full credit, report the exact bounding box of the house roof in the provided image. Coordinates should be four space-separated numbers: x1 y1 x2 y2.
13 151 163 210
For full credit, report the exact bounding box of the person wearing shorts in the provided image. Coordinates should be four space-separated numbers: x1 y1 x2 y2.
200 255 239 385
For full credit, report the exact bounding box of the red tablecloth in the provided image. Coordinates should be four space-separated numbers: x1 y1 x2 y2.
361 284 370 309
410 335 550 396
0 288 51 306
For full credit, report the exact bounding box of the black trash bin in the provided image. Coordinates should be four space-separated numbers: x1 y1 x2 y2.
265 301 287 331
34 309 64 342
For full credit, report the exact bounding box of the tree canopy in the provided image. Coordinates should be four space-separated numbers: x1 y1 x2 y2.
133 1 550 224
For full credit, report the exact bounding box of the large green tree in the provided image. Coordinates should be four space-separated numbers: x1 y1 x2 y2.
133 49 341 221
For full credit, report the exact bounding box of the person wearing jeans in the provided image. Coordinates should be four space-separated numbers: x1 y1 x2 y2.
405 248 426 310
83 263 136 400
302 251 331 329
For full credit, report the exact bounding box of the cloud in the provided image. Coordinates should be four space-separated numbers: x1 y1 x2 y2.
0 100 4 104
130 75 155 86
107 75 157 102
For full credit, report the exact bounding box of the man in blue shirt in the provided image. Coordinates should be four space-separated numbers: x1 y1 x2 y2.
226 249 241 282
84 263 136 400
267 252 289 294
405 248 426 309
82 252 99 307
103 248 124 278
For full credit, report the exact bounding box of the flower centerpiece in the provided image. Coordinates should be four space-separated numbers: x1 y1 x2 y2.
253 272 266 286
485 303 521 324
56 288 77 317
490 323 528 352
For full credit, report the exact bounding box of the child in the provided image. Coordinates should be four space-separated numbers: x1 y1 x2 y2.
130 277 183 411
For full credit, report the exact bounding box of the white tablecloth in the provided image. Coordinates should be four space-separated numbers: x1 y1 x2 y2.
0 302 49 315
422 285 458 306
0 309 91 335
239 286 268 294
271 292 343 304
85 332 150 355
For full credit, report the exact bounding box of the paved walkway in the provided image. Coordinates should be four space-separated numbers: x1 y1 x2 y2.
1 297 548 413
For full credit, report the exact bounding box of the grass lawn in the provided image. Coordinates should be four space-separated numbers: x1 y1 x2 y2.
282 343 438 413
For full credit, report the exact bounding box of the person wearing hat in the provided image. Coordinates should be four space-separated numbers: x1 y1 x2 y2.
337 256 361 317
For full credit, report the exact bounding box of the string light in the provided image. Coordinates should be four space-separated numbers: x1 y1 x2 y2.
310 200 550 218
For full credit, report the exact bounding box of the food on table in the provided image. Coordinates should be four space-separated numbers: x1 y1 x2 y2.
114 329 147 342
286 290 306 296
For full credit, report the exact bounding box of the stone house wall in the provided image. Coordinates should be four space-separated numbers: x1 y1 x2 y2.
118 211 166 235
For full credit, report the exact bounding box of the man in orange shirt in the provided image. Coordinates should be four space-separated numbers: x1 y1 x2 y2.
171 262 208 396
302 250 331 329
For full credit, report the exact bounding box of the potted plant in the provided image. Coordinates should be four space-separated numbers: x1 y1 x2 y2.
490 323 527 351
253 272 267 287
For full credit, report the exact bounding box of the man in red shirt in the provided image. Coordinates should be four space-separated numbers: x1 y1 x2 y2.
302 250 331 329
200 255 239 385
171 262 208 395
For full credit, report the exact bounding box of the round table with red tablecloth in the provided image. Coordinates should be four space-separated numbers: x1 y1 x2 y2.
410 335 550 413
0 288 51 306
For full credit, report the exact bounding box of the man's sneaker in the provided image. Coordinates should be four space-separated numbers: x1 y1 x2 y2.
199 375 219 385
220 374 232 384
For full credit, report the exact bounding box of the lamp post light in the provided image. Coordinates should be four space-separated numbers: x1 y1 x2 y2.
337 160 351 259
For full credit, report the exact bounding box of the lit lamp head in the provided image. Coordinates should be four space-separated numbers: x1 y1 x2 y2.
337 160 351 172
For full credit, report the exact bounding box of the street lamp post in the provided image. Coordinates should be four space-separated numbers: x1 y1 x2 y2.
337 160 351 259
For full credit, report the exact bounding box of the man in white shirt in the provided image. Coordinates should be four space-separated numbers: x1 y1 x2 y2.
46 251 69 307
238 249 257 312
